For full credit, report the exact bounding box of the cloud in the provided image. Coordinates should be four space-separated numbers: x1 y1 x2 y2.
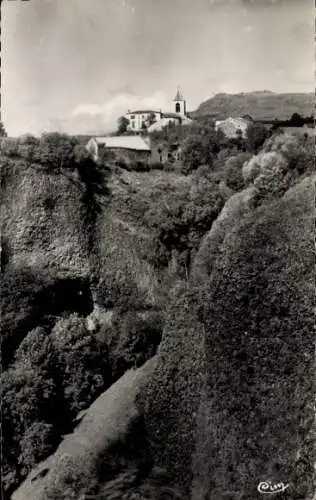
51 91 171 134
72 91 169 116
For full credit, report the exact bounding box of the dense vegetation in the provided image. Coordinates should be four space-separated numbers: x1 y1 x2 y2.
141 145 314 499
1 123 314 499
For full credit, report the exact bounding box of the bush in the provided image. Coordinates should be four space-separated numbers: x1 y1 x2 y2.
14 326 55 372
1 364 56 492
246 122 269 153
38 133 87 171
193 164 213 182
243 134 314 206
1 269 56 367
1 311 112 494
222 153 252 192
144 180 225 273
106 310 163 380
18 422 54 476
50 314 109 414
252 152 290 201
96 270 144 311
180 127 223 174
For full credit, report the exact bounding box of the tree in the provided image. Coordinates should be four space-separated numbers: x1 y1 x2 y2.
117 116 129 135
144 179 224 273
181 129 221 174
246 122 269 153
222 153 252 192
18 422 54 476
50 314 108 414
0 121 7 137
1 364 56 491
290 113 304 126
147 112 157 127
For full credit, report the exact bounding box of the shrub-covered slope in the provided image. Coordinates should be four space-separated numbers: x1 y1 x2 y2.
142 173 315 499
94 169 192 310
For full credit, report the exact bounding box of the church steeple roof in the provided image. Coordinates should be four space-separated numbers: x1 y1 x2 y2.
174 86 184 101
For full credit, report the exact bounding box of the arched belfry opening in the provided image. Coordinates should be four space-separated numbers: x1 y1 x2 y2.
173 86 186 116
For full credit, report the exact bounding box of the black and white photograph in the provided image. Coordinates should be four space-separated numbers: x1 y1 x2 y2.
0 0 314 499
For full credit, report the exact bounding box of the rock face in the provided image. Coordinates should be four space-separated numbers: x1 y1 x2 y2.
141 175 315 499
1 162 90 278
1 163 95 367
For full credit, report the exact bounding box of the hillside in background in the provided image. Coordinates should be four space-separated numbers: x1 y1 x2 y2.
191 91 314 121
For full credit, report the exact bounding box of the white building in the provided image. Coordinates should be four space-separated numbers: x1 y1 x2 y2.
125 87 192 133
125 110 162 132
215 117 251 139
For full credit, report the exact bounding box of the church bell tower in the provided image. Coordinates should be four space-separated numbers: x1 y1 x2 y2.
173 86 186 116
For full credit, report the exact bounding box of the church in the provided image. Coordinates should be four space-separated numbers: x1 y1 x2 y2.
124 87 192 133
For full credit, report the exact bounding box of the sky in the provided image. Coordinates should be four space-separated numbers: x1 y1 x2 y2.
1 0 314 136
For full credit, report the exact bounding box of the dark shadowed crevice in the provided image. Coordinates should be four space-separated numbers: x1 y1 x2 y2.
37 277 94 317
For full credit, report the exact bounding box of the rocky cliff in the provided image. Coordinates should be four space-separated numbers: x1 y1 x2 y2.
1 161 90 278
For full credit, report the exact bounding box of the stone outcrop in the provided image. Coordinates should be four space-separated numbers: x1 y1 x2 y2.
1 163 90 278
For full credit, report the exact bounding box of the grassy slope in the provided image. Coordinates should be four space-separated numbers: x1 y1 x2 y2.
191 91 314 120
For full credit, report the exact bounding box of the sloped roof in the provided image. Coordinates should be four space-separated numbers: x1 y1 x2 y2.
94 136 150 151
174 87 184 101
126 110 162 115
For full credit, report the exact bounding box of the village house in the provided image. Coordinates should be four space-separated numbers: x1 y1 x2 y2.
86 135 151 165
